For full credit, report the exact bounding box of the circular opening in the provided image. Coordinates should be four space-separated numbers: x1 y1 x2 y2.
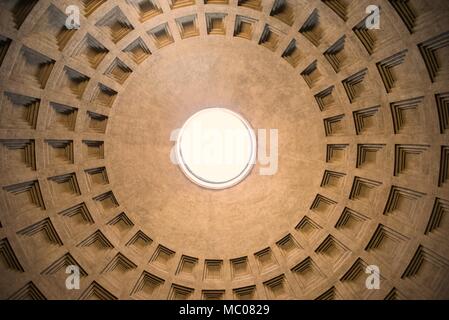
176 108 256 190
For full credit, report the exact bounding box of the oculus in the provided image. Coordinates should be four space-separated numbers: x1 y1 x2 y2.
176 108 256 190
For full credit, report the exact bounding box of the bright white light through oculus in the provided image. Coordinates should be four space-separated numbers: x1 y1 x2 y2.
176 108 256 190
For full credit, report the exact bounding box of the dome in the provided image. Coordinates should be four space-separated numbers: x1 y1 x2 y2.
0 0 449 300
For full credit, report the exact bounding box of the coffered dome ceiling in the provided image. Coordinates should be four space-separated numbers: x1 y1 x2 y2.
0 0 449 300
